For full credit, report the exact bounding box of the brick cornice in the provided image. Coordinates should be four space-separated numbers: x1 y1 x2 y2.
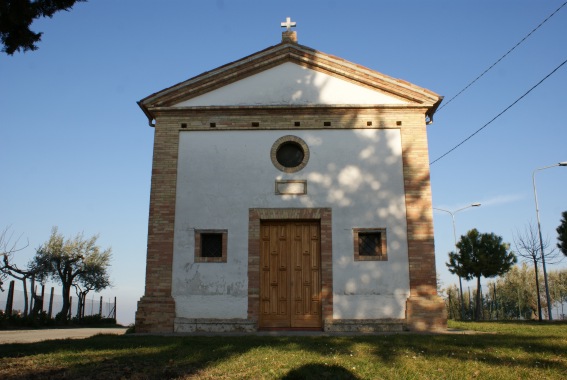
149 104 431 115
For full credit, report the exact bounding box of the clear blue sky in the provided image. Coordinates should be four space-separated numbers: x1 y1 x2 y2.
1 1 566 325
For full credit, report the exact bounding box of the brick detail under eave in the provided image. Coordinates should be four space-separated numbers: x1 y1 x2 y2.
134 118 179 333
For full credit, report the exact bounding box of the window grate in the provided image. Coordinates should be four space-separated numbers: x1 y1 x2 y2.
358 232 382 257
201 233 222 257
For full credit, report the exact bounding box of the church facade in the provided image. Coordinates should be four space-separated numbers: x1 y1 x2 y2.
135 24 446 333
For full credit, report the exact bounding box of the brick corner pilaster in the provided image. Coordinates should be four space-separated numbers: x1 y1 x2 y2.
135 296 176 333
406 295 447 331
135 117 179 333
401 112 446 330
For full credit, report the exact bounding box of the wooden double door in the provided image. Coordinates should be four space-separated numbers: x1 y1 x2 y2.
259 221 322 329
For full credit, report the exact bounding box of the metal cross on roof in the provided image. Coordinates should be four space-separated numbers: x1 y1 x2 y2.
280 17 296 31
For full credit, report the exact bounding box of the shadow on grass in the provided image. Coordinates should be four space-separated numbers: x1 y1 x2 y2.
0 325 566 379
282 363 360 379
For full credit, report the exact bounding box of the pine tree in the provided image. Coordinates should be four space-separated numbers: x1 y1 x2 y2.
557 211 567 257
447 228 517 320
0 0 86 55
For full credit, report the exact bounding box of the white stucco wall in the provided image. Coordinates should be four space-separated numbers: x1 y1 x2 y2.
175 63 408 107
172 129 410 320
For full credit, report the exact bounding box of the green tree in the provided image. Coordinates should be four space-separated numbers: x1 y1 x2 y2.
557 211 567 257
494 263 540 320
447 228 517 320
0 0 86 55
442 284 462 320
548 269 567 319
73 253 111 319
32 227 112 321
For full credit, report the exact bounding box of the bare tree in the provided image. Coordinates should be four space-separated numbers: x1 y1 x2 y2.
513 222 563 320
0 226 35 315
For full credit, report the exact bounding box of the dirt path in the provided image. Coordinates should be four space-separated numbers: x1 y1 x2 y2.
0 328 128 344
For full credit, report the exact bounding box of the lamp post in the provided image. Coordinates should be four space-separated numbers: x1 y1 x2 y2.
434 203 481 320
532 161 567 321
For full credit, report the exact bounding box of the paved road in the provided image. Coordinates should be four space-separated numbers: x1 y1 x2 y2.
0 328 128 344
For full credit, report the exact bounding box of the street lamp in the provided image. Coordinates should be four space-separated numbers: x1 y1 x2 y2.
533 161 567 321
434 203 481 320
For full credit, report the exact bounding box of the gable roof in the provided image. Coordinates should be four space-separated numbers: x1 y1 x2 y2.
138 40 443 124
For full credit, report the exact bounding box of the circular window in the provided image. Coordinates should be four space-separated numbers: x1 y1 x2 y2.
271 135 310 173
276 141 304 168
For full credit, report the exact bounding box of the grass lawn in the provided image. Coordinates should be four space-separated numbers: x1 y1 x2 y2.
1 321 566 379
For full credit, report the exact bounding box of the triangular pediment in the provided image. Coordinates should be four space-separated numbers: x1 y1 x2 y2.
174 62 409 107
139 42 442 120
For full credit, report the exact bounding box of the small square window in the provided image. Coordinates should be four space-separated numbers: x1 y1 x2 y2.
353 228 387 261
201 234 222 257
195 230 227 263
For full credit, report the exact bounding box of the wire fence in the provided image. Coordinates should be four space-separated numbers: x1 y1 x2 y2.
0 280 116 319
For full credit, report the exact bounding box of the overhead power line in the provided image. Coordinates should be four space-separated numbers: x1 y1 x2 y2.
437 1 567 112
430 58 567 166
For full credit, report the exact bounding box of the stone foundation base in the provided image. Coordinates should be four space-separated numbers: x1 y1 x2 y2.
175 318 257 333
135 296 176 333
145 307 445 334
173 318 409 333
324 319 406 332
406 295 447 331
